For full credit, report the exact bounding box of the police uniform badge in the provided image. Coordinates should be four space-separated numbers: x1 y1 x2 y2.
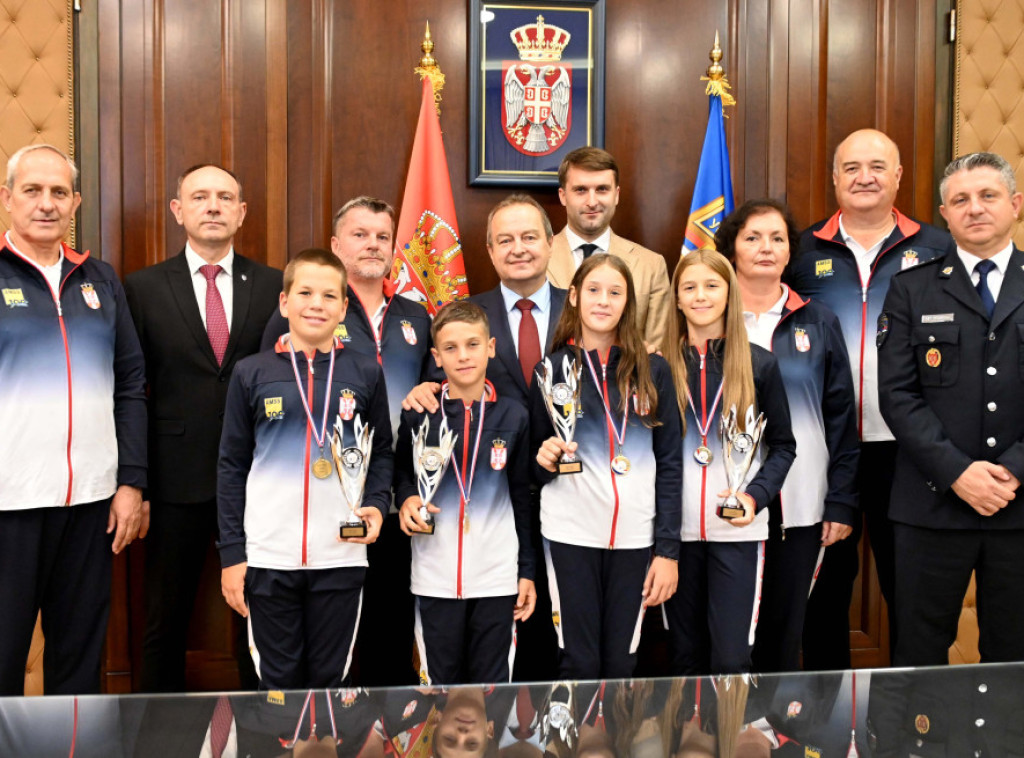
401 319 418 345
2 288 27 308
490 438 507 470
925 347 941 367
335 323 350 341
914 714 930 734
80 283 101 309
901 249 919 270
794 328 811 352
815 258 833 278
339 389 356 421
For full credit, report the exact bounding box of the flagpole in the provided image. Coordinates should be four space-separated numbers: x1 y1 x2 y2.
415 22 445 115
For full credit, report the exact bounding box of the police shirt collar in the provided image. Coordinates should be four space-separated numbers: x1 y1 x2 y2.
955 241 1013 279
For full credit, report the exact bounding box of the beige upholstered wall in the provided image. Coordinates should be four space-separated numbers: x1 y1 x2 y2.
954 0 1024 247
0 0 76 244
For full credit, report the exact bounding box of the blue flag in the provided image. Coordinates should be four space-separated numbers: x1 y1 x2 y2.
683 92 734 251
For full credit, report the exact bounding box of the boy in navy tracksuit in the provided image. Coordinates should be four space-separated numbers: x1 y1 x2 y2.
217 249 393 689
394 301 536 684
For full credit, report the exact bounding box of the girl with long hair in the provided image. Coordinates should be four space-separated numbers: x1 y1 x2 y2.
531 254 682 679
660 249 795 675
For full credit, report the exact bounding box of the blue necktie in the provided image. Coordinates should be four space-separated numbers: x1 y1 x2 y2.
975 259 996 319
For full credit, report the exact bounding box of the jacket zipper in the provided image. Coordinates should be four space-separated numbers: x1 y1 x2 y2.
456 402 471 598
301 355 314 566
698 345 708 541
55 260 84 505
600 352 621 548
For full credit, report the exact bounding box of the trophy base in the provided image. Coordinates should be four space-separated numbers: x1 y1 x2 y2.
414 520 436 535
339 521 368 539
716 504 746 520
558 458 583 474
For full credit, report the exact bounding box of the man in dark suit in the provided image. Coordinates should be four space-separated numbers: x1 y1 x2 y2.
405 194 566 680
125 163 282 691
878 151 1024 666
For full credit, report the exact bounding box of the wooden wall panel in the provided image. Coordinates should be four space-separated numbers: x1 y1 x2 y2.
80 0 951 687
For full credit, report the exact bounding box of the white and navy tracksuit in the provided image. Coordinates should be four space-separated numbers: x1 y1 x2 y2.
394 382 534 684
747 290 859 673
664 339 795 675
0 240 147 695
529 345 682 679
217 336 393 689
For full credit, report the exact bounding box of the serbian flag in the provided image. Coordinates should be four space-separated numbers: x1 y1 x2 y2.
391 76 469 314
682 82 735 251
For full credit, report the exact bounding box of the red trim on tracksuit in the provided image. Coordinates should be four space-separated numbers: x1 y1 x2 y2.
697 343 709 541
348 280 398 367
456 400 471 598
598 349 622 548
301 354 314 566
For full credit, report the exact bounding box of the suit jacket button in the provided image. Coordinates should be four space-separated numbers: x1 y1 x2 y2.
987 437 997 447
988 402 997 412
987 366 997 376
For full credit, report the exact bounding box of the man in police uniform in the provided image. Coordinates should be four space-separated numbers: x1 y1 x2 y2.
877 151 1024 666
787 129 954 667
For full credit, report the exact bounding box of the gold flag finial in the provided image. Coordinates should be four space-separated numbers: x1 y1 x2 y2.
700 30 736 108
415 21 446 115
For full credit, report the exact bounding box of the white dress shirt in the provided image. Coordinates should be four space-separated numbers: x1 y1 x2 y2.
838 216 895 285
957 241 1013 302
4 231 63 294
742 284 788 350
566 227 612 269
185 243 235 328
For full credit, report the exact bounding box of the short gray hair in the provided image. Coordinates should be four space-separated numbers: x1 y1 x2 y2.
485 193 553 246
940 152 1017 203
5 144 79 189
332 196 395 234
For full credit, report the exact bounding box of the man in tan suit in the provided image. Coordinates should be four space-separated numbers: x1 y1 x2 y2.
546 146 672 346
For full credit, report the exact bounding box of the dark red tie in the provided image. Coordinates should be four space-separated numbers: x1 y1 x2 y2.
210 695 232 758
200 264 229 364
515 299 541 387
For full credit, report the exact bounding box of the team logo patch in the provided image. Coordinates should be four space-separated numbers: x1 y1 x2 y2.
491 438 508 470
80 282 101 309
925 347 941 367
2 288 27 308
551 611 560 628
815 258 833 278
339 389 356 421
402 699 419 719
915 714 930 734
794 328 810 352
401 319 418 345
339 688 360 707
264 397 284 419
876 311 891 348
266 690 285 705
632 393 650 415
335 323 350 341
787 700 802 718
803 748 821 758
901 250 919 270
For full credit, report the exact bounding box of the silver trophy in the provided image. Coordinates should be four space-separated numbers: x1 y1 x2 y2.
535 355 584 474
411 416 457 535
331 413 374 538
539 682 577 751
717 404 767 520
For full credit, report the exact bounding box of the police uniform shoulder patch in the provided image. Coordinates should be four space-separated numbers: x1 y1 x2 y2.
876 311 891 348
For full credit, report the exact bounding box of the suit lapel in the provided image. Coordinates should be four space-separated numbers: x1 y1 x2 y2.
166 251 220 368
547 230 577 288
546 287 567 354
222 255 253 367
990 247 1024 331
482 287 529 395
940 253 990 321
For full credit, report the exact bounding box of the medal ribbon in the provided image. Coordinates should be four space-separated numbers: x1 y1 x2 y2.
686 380 724 444
288 340 336 455
444 383 487 505
582 348 629 452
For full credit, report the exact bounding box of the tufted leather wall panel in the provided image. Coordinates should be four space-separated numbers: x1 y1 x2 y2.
0 0 75 243
954 0 1024 247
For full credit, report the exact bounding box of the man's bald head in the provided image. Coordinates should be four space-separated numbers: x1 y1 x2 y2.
832 129 903 218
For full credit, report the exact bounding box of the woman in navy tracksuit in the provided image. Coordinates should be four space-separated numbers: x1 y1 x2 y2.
531 254 682 680
661 249 796 675
717 200 859 673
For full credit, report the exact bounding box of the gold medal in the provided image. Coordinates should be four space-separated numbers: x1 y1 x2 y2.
611 454 631 475
694 445 713 466
463 513 470 534
312 456 332 479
